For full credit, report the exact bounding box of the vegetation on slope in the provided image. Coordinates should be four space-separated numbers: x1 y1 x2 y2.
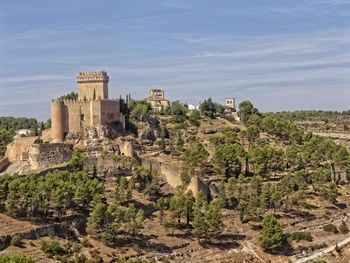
1 99 350 261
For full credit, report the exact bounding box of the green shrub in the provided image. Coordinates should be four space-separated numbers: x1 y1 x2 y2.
287 231 313 242
11 235 23 247
89 249 103 263
339 221 349 234
41 240 65 257
81 237 92 247
0 254 34 263
323 224 338 233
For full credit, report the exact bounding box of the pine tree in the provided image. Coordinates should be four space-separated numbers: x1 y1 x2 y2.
155 197 168 224
205 198 224 240
164 214 177 236
116 176 133 204
124 204 144 236
259 213 285 250
135 209 145 234
86 202 107 235
184 191 195 225
192 191 207 239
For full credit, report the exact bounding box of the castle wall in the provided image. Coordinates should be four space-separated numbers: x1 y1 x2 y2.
29 143 73 170
63 100 81 133
80 101 92 125
91 100 102 126
100 100 120 124
5 136 36 162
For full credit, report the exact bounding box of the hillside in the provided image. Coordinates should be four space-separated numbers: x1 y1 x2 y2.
0 101 350 263
272 110 350 150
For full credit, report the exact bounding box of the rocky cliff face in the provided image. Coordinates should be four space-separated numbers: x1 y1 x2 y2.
137 117 168 143
65 125 121 156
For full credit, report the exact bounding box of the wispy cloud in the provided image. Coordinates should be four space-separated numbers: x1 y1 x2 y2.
0 74 70 84
0 0 349 119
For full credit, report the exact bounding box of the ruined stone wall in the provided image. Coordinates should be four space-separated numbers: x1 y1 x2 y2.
5 136 36 162
141 159 207 196
42 129 52 142
29 143 73 170
117 138 134 157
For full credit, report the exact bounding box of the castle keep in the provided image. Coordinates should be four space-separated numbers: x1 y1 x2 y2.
51 71 125 142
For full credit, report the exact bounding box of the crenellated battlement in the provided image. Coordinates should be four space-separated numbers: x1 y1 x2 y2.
62 99 83 105
76 71 109 83
52 98 119 105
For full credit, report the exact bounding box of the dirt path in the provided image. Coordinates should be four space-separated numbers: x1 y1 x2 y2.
294 234 350 263
242 240 264 262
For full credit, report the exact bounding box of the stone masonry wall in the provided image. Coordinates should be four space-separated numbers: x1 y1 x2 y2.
5 136 36 162
29 143 73 170
141 159 208 196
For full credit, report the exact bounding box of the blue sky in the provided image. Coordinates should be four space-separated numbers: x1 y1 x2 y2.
0 0 349 120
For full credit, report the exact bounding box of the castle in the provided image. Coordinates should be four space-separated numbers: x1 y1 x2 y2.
146 89 170 111
51 71 125 142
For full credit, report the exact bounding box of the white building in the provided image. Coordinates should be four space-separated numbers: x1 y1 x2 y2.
17 129 33 137
188 104 199 110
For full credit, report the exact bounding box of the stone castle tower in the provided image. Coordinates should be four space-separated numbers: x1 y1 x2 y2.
146 89 170 110
51 71 125 143
77 71 109 100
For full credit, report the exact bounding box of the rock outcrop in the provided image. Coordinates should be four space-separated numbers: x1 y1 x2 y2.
138 117 168 143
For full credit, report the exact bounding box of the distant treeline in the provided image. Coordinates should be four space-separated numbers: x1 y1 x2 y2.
268 110 350 121
0 117 38 131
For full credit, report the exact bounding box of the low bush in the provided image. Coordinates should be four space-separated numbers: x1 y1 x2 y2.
323 224 338 233
11 235 23 247
287 231 313 242
41 240 65 257
339 221 349 234
0 254 34 263
81 237 92 248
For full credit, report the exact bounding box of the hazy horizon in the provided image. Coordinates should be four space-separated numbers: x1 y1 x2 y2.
1 0 349 120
